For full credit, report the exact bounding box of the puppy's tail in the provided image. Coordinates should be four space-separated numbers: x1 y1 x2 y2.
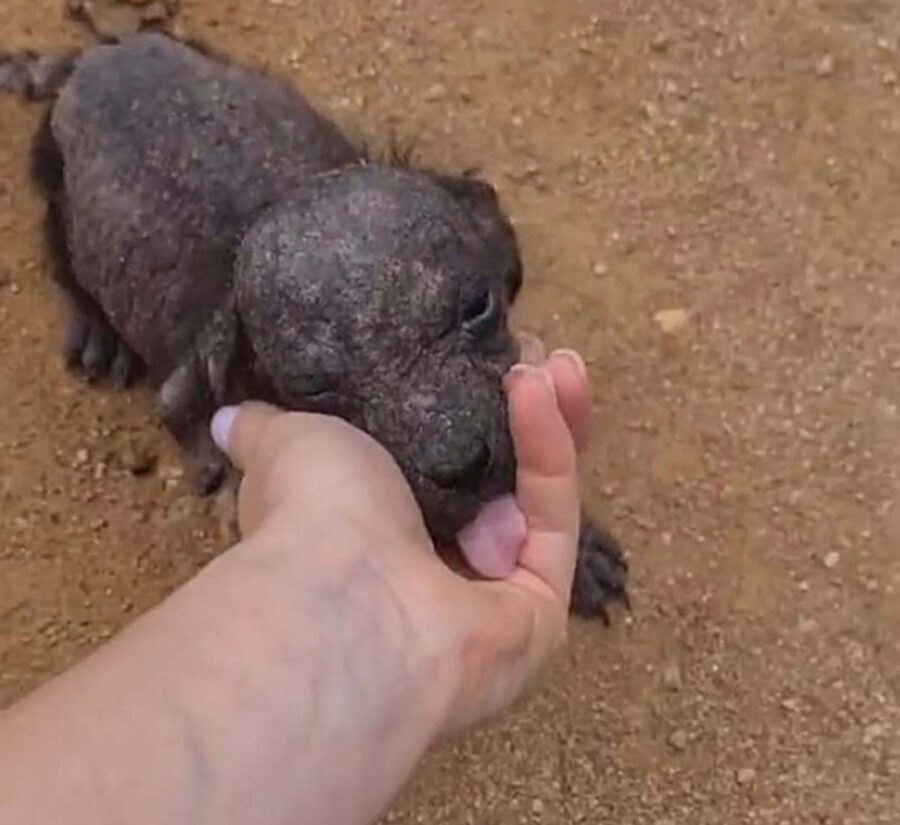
0 50 79 102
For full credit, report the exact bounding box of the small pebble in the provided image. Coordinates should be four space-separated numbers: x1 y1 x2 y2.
119 444 157 476
863 723 884 745
662 659 683 692
160 464 185 482
141 0 169 23
823 551 840 569
669 730 688 751
736 767 756 786
166 495 198 524
654 308 689 333
68 0 156 40
816 54 835 77
650 32 670 52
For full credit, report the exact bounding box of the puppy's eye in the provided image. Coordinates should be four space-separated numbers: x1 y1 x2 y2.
462 288 500 335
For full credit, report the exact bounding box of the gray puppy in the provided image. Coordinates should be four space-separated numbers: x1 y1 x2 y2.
1 33 627 619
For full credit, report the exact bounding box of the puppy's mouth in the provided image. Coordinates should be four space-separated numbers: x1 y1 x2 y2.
455 495 526 579
415 439 521 578
418 485 526 581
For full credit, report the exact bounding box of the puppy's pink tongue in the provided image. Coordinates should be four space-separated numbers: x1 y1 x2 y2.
457 495 527 579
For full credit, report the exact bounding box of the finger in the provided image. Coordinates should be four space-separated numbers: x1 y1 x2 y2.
546 350 592 456
504 364 580 604
516 331 546 365
458 352 590 585
210 402 283 472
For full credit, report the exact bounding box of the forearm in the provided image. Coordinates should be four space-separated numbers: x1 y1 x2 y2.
0 532 449 825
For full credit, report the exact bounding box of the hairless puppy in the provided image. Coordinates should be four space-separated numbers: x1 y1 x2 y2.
1 33 628 619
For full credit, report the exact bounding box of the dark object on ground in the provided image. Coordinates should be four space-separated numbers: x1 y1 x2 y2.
66 0 179 42
0 33 628 620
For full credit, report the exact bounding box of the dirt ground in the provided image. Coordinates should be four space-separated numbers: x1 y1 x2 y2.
1 0 899 822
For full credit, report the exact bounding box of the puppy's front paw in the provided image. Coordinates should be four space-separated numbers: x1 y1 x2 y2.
570 517 629 623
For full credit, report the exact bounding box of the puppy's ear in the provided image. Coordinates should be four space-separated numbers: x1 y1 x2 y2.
432 173 524 304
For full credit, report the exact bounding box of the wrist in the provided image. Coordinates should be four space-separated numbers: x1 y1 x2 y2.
212 529 456 822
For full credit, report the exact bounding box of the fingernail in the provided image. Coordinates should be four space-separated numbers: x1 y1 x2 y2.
553 349 587 380
503 362 531 391
504 363 557 399
516 331 546 365
210 406 239 452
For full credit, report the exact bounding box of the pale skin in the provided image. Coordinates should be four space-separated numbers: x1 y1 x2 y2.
0 342 591 825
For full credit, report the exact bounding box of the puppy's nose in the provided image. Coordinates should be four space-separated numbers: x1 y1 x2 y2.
433 440 492 492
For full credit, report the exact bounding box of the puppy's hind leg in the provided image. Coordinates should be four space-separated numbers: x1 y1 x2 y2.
31 111 142 387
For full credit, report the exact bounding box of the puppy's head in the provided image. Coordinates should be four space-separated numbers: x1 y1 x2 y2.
236 164 523 543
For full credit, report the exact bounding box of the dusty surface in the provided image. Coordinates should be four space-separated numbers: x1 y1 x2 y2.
1 0 899 822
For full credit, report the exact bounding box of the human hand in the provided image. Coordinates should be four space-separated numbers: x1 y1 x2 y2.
210 341 591 735
0 341 591 825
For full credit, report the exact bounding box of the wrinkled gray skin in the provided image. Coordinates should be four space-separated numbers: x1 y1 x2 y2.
2 33 628 619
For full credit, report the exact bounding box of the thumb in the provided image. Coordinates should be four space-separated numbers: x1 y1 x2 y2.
210 402 283 471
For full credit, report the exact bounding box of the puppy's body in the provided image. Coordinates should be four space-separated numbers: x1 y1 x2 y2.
52 34 359 384
2 33 628 619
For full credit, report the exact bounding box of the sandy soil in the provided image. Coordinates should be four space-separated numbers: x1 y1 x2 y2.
1 1 899 822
